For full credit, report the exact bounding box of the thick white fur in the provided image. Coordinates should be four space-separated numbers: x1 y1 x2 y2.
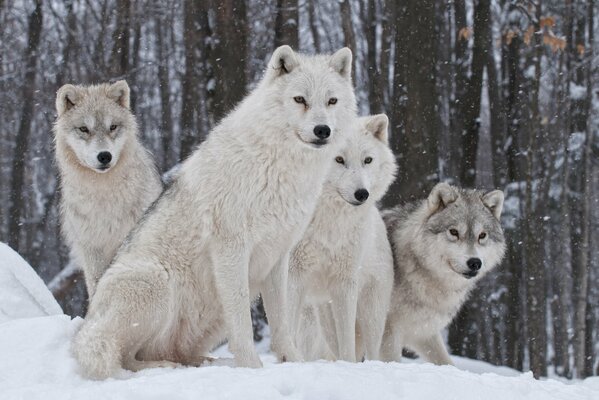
72 46 357 379
380 183 506 365
54 80 162 298
289 115 397 362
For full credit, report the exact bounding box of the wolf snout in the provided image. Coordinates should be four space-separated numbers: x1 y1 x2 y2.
354 189 369 203
313 125 331 139
97 151 112 166
467 258 482 272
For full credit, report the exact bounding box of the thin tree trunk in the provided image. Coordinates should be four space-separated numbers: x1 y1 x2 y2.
7 0 43 252
155 18 173 171
574 0 594 379
274 0 298 49
210 0 248 124
340 0 356 79
385 0 438 204
110 0 130 77
307 0 320 52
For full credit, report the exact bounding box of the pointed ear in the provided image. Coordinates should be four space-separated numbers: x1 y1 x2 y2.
427 182 459 214
482 190 504 220
329 47 352 79
364 114 389 144
107 80 130 109
268 45 300 77
56 84 82 116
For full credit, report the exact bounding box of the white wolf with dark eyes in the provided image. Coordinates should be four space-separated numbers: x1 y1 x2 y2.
72 46 357 379
380 183 506 365
289 114 397 362
54 81 162 298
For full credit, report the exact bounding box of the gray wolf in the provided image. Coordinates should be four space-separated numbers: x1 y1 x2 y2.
289 114 397 362
72 46 357 379
54 80 162 298
380 182 505 365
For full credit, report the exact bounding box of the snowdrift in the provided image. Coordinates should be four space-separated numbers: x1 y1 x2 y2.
0 242 62 323
1 243 598 399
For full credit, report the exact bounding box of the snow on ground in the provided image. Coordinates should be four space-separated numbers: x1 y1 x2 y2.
1 243 598 399
1 314 598 400
0 242 62 323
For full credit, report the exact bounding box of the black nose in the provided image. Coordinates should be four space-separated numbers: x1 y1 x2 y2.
354 189 369 203
97 151 112 165
467 258 482 271
313 125 331 139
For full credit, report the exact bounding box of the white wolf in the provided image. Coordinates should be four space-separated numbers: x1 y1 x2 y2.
289 114 397 362
380 183 506 365
72 46 357 379
54 80 162 298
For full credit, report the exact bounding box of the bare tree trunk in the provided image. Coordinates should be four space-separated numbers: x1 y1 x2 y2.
110 0 130 77
155 17 173 171
524 2 547 378
574 0 594 379
179 0 203 160
340 0 356 79
384 0 438 204
365 0 381 113
274 0 298 49
211 0 248 123
307 0 320 52
7 0 43 252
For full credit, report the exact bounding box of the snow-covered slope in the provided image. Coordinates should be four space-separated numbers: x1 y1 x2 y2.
0 243 597 399
1 314 598 400
0 242 62 323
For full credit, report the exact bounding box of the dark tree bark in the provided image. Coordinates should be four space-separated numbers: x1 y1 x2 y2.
307 0 320 52
7 0 43 252
155 17 173 170
110 0 130 77
179 0 203 160
274 0 298 49
340 0 356 79
384 0 439 205
459 0 489 187
210 0 248 124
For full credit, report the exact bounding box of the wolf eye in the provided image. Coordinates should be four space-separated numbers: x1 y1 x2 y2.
364 157 373 164
79 126 89 133
479 232 487 240
110 124 118 131
328 97 338 105
293 96 306 104
449 229 459 239
335 156 344 164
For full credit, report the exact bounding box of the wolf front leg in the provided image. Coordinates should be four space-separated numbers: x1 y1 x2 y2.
412 333 454 366
261 252 302 362
330 279 359 362
210 242 262 368
261 252 302 361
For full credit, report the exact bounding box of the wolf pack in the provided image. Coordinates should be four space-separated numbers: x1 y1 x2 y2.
52 46 506 379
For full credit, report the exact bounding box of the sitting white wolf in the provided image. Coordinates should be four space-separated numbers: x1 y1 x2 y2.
289 115 397 362
54 81 162 298
72 46 357 379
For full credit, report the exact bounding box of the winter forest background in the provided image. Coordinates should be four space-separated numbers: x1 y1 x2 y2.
0 0 597 380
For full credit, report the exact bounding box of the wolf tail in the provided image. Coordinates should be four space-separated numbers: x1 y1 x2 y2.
72 320 121 380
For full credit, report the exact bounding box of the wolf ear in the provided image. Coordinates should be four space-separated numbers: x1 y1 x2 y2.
268 45 300 77
106 80 130 109
329 47 352 79
482 190 504 220
364 114 389 144
427 182 458 214
56 84 82 116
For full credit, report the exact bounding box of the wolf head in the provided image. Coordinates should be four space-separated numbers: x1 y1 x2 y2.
261 45 357 149
54 80 135 173
420 183 506 282
325 114 397 206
